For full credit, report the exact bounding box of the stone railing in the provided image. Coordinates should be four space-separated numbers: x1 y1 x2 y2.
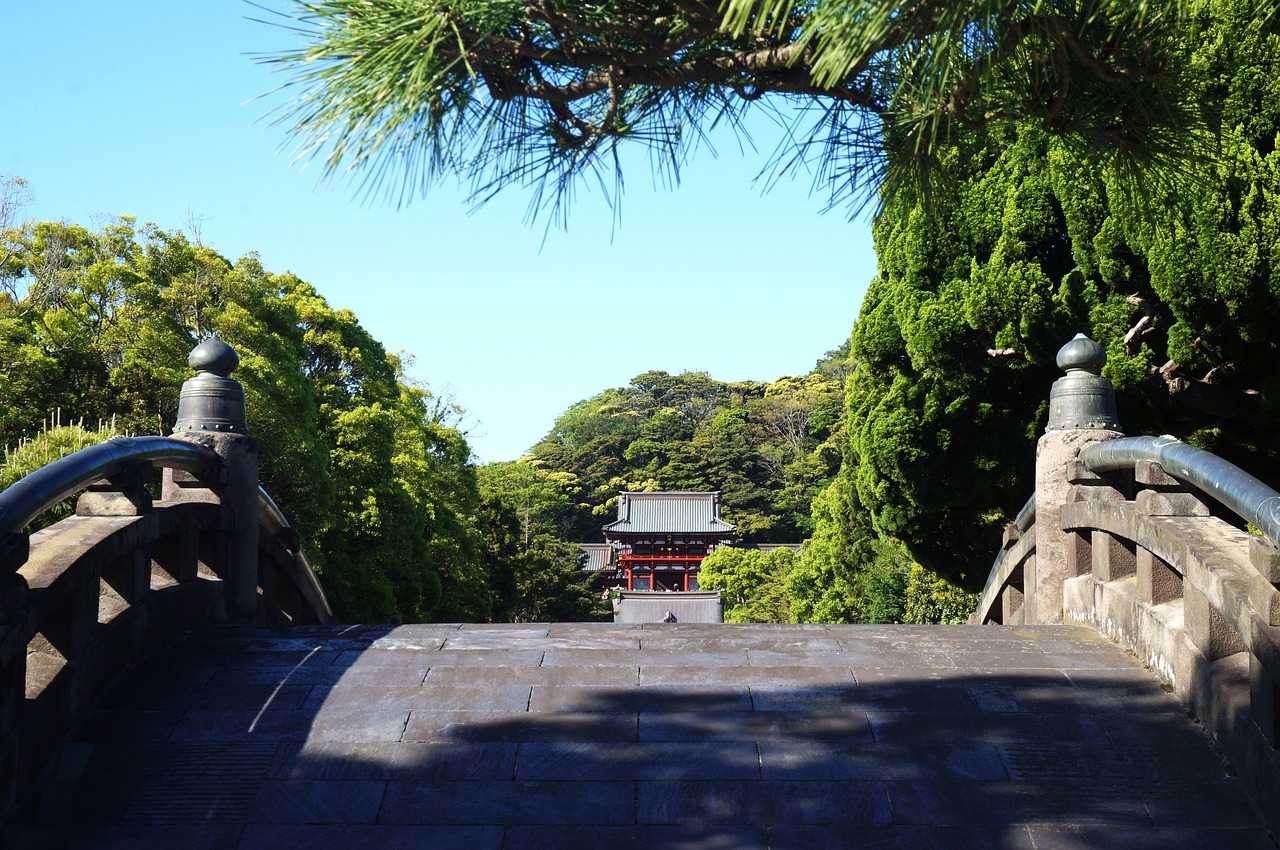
973 334 1280 837
972 493 1036 626
0 340 330 819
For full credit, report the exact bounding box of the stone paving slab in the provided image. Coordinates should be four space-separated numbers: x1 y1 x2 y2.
638 778 893 825
1023 825 1278 850
529 683 753 712
639 635 845 653
403 709 639 743
268 741 520 781
502 824 769 850
638 710 873 743
883 780 1152 826
5 622 1276 849
544 648 752 667
759 741 1008 781
379 779 636 824
751 681 981 712
425 662 638 687
639 664 856 687
307 682 534 711
865 709 1111 744
767 824 1034 850
239 823 504 850
444 633 640 651
515 741 762 780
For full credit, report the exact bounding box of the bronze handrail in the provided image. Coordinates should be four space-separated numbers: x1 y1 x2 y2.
0 436 217 542
1080 435 1280 548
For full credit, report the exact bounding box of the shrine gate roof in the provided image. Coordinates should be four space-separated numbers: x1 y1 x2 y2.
578 543 613 571
602 491 736 536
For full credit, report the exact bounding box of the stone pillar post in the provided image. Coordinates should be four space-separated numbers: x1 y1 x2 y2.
161 339 260 623
1029 335 1124 624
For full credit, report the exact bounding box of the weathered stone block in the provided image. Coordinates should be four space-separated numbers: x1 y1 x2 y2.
1061 573 1094 623
1250 655 1279 749
1034 429 1125 624
1248 575 1280 628
1066 472 1127 505
1137 547 1183 606
273 526 300 554
1092 530 1136 582
1136 489 1210 517
144 581 219 645
0 575 27 623
1065 459 1104 483
75 489 151 517
0 534 29 579
1092 574 1139 647
1135 460 1178 487
1001 583 1024 625
167 527 206 586
1250 537 1280 586
100 549 149 613
1064 530 1092 578
162 463 227 493
0 651 25 732
167 433 258 623
1185 586 1247 662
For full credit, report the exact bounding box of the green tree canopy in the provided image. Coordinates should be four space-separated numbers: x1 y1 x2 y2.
256 1 1280 625
698 545 795 623
0 213 515 624
798 0 1280 617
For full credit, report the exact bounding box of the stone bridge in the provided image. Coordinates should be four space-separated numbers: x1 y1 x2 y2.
0 337 1277 849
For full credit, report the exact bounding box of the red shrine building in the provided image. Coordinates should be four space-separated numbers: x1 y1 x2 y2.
596 491 736 592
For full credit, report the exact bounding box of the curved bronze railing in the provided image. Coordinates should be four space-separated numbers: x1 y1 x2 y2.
974 436 1280 627
970 335 1280 835
1079 435 1280 548
0 436 217 542
0 435 331 621
256 485 331 622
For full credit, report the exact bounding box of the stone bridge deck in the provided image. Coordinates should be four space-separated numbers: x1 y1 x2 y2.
4 623 1274 849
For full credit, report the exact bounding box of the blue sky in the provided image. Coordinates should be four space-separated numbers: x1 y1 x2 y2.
4 2 877 462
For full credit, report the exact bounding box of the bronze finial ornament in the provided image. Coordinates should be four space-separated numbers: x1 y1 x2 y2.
173 338 249 435
1045 333 1121 432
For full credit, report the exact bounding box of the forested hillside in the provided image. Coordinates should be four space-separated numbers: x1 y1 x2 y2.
478 351 849 547
0 208 602 624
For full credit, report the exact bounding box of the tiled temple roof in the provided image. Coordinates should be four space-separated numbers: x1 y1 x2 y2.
602 491 736 536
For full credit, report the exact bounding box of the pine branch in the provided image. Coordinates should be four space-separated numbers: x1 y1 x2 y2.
258 0 1279 216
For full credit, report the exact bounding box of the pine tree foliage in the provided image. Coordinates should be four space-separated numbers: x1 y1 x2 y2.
260 0 1248 214
0 417 122 532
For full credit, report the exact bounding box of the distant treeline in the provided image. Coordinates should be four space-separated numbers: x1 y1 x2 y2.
480 359 848 545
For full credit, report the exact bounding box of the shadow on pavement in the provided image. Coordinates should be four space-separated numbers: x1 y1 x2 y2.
2 623 1274 850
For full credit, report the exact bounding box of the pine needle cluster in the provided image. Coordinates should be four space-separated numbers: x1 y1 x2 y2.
257 0 1268 216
